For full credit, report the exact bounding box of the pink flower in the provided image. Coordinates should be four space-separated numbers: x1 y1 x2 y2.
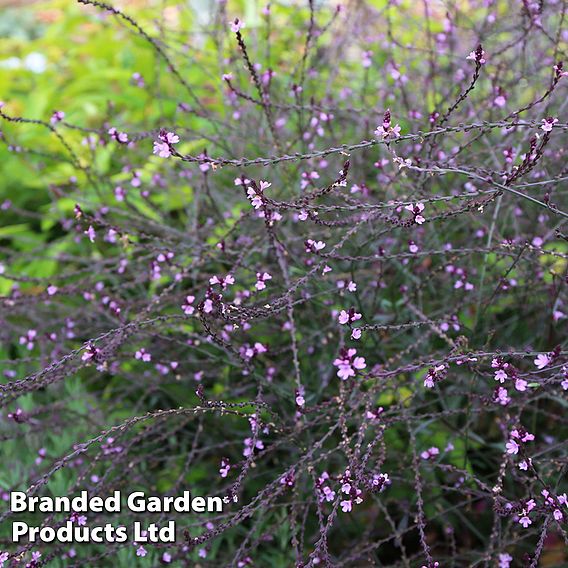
351 328 362 340
164 132 179 144
182 295 195 315
534 353 550 369
82 344 99 362
340 500 353 513
494 369 508 383
336 364 355 380
374 109 401 139
404 202 425 224
305 239 326 252
135 348 151 362
353 356 366 370
518 515 531 528
230 18 244 32
338 308 362 325
50 110 65 125
153 130 179 158
255 272 272 291
219 458 230 478
495 386 510 405
515 378 528 392
108 127 128 144
136 546 147 557
421 447 440 460
333 348 366 380
151 146 172 162
247 187 263 209
210 273 235 289
540 117 558 133
505 440 519 455
85 225 96 243
466 45 486 65
361 50 373 68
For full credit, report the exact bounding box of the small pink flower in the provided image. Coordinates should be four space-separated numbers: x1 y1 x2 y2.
85 225 96 243
152 139 173 157
534 353 550 369
540 117 558 133
494 369 508 383
255 272 272 291
50 110 65 125
495 386 510 405
353 357 366 370
182 295 195 315
505 440 519 455
338 308 361 325
466 45 486 65
336 365 355 380
404 202 425 224
219 458 231 478
230 18 244 32
247 187 263 209
163 132 179 144
421 447 440 460
108 127 128 143
135 348 151 362
305 239 326 252
153 130 179 158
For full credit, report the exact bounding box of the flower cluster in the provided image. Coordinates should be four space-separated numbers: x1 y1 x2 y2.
153 130 180 158
333 348 366 380
339 470 363 513
404 202 425 224
374 109 401 140
466 44 486 65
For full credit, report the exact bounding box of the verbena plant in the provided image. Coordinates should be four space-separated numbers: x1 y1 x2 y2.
0 0 567 566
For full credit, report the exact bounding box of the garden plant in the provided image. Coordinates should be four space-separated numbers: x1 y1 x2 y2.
0 0 567 566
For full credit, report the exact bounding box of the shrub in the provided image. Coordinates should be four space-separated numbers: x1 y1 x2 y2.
0 0 567 566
